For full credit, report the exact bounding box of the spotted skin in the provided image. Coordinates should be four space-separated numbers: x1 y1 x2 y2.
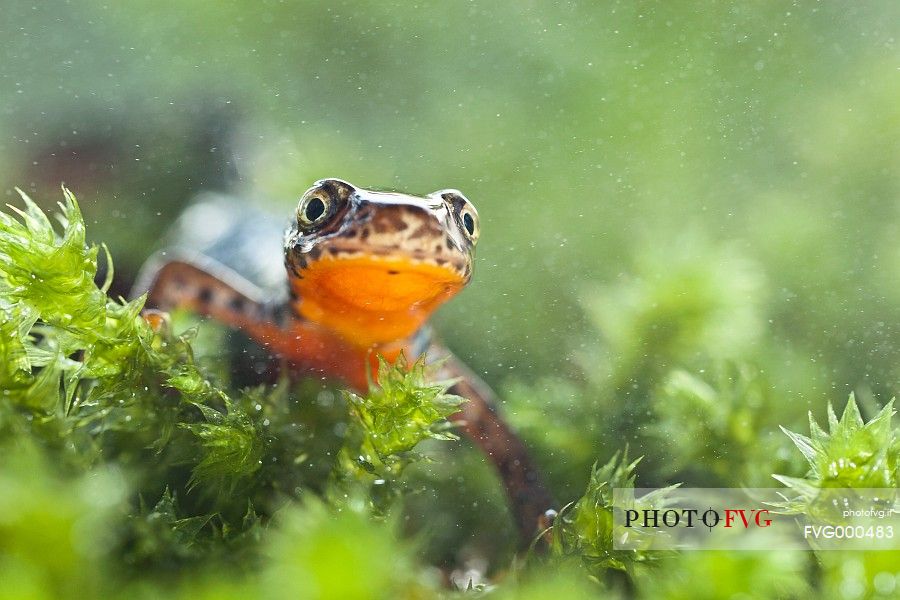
138 179 555 545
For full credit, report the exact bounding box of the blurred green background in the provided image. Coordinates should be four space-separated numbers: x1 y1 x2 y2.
2 0 898 580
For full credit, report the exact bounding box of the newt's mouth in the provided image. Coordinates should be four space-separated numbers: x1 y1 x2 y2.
290 255 465 346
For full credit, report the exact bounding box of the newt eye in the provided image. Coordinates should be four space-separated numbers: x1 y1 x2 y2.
460 206 479 242
436 189 480 244
297 193 331 229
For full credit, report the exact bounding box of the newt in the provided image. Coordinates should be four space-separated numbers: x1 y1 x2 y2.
136 178 555 543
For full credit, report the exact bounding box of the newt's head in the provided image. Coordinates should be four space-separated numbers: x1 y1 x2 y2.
284 178 479 347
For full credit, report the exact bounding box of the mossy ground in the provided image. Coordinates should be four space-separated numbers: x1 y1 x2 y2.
1 192 897 598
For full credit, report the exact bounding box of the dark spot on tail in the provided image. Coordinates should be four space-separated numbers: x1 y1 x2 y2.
387 270 399 275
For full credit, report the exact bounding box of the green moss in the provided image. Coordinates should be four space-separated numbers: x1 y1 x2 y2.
774 395 899 598
776 395 897 490
549 450 675 579
0 190 467 595
1 189 898 598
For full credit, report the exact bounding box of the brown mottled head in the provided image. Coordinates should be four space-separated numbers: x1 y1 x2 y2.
284 178 480 346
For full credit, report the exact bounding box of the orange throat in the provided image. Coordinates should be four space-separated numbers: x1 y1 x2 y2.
290 255 465 348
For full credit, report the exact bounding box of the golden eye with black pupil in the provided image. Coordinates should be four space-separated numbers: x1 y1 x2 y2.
435 189 479 243
297 193 331 229
459 206 479 242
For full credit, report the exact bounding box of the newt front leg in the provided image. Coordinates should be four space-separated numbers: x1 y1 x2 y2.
139 254 378 388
